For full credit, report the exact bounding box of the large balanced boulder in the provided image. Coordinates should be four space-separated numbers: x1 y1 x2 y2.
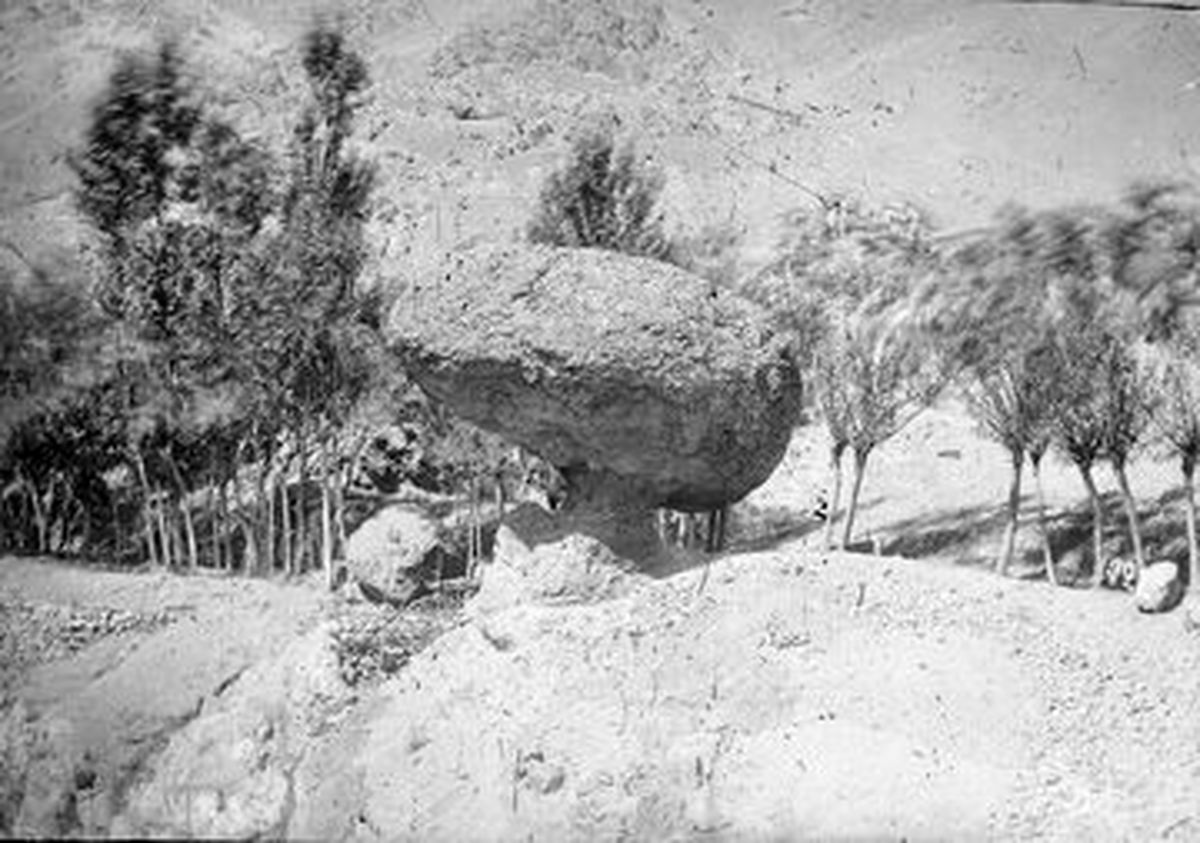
387 244 803 521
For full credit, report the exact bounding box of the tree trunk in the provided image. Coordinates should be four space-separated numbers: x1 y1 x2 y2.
997 447 1024 577
335 464 349 564
1111 459 1146 575
1030 453 1056 586
18 470 48 555
824 441 846 551
841 445 871 551
155 490 173 569
208 480 220 569
279 467 292 577
110 493 122 562
1077 461 1106 588
1184 453 1198 594
297 424 309 575
51 473 73 554
255 442 271 576
496 470 507 525
175 515 188 573
467 474 479 584
706 506 728 553
131 449 160 568
162 449 197 571
219 466 232 571
320 441 334 591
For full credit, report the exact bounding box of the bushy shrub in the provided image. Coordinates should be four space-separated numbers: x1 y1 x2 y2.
527 119 673 262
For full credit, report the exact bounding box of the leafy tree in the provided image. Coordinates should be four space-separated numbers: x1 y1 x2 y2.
290 20 376 582
67 38 217 568
0 249 106 442
59 24 384 580
1116 184 1200 591
1108 181 1200 338
1141 329 1200 590
1040 207 1153 584
920 203 1153 586
963 354 1057 578
528 119 673 261
939 209 1111 582
70 41 200 245
762 199 946 549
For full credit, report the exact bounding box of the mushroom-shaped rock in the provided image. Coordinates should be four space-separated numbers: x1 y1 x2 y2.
387 244 803 523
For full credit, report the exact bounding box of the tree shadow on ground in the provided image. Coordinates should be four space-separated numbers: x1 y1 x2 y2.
878 487 1191 587
880 501 1016 568
726 496 885 556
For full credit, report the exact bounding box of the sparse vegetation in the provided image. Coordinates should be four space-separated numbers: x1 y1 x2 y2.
431 0 669 80
528 117 674 262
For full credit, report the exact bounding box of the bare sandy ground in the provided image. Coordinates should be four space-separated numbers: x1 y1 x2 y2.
3 398 1199 839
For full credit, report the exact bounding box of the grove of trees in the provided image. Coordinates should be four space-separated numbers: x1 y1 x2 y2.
901 185 1200 588
741 182 1200 592
0 26 425 583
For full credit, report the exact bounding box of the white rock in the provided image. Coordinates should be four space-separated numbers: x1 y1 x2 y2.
345 504 441 602
1135 562 1183 613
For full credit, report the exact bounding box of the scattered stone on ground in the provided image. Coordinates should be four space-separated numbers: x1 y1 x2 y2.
0 598 181 705
1136 562 1183 614
329 594 466 688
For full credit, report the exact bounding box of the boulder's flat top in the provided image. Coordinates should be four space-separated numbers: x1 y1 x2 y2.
390 244 788 390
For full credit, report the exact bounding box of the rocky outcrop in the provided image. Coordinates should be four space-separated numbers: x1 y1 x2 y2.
387 245 803 521
112 624 353 840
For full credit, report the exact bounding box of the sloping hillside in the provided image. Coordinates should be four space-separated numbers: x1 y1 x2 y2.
4 0 1199 274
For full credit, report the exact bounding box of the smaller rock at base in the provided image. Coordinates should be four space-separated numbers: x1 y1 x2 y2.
345 504 442 604
1135 562 1183 614
470 503 644 613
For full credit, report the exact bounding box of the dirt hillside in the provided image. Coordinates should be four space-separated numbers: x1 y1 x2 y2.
3 402 1200 839
5 0 1200 270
